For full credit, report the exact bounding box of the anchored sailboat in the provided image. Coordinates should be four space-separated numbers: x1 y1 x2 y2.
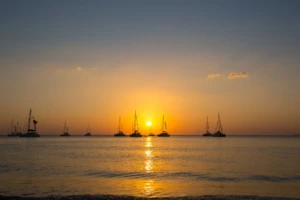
157 114 170 137
212 112 226 137
148 127 155 137
7 119 20 137
129 111 142 137
60 121 70 136
19 108 40 137
114 116 126 136
202 116 212 136
84 123 92 136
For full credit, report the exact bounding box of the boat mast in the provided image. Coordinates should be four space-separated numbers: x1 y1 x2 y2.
218 112 223 132
161 114 165 132
134 111 136 131
118 116 121 133
137 118 139 131
27 108 32 132
215 114 219 132
120 121 122 132
206 116 209 133
63 121 67 133
134 111 139 132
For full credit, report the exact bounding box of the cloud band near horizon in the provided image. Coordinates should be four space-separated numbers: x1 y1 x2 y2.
228 72 248 79
208 72 248 79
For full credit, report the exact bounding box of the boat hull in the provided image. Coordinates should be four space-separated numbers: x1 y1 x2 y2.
212 131 226 137
114 132 126 137
20 132 40 137
202 132 212 136
130 132 142 137
60 132 71 136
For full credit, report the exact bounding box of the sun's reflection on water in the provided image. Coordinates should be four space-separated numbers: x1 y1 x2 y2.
144 137 155 196
145 137 152 148
143 179 154 196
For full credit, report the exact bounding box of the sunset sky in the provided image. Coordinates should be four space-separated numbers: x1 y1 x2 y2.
0 0 299 135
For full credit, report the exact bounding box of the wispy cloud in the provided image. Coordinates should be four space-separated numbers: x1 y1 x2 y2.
76 66 82 72
208 73 222 78
228 72 248 79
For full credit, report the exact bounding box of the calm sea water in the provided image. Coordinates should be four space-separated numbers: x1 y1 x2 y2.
0 136 300 198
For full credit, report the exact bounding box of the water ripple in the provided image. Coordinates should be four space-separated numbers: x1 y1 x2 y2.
85 171 300 183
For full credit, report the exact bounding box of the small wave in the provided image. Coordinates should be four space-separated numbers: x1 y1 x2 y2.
86 171 154 179
85 170 300 183
250 175 300 182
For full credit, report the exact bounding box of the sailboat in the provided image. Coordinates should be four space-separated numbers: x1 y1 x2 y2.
114 116 126 136
84 123 92 136
60 121 70 136
148 127 155 136
157 114 170 137
202 116 212 136
212 112 226 137
19 108 40 137
129 111 142 137
7 119 20 137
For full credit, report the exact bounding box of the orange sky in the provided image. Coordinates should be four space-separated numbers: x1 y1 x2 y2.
1 62 299 135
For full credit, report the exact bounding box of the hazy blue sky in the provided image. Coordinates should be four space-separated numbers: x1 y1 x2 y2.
1 0 299 135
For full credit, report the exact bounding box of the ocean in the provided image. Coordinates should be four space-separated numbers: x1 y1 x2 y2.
0 136 300 199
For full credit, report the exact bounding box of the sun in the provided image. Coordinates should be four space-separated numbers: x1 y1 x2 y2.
146 121 152 126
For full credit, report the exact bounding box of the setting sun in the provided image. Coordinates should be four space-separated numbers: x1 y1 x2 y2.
146 121 152 127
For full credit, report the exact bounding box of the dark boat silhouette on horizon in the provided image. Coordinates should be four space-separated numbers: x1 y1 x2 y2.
7 119 22 137
157 114 170 137
202 116 212 136
129 111 142 137
84 123 92 136
19 108 40 137
114 116 126 137
148 125 155 136
60 121 70 136
148 132 155 137
212 112 226 137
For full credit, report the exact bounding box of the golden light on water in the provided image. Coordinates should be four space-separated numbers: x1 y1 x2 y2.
144 137 154 195
145 137 152 148
143 179 154 196
145 159 152 172
145 149 152 157
144 138 153 172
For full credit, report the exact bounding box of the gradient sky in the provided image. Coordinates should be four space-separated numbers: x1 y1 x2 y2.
1 0 299 135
